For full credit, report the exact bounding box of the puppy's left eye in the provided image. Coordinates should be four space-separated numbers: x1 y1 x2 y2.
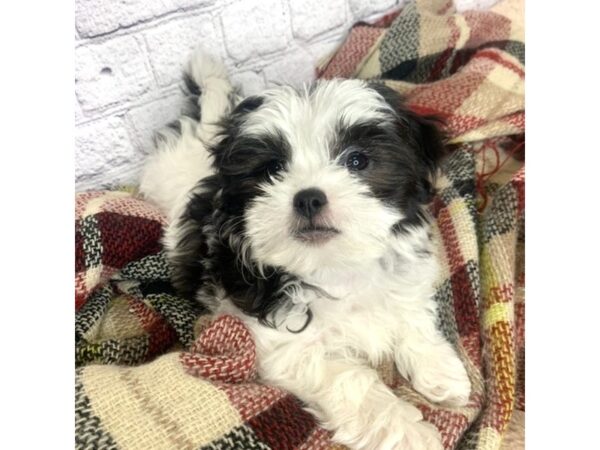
346 151 369 171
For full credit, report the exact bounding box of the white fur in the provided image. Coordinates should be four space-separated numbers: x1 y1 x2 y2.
141 51 471 450
219 229 470 450
139 49 235 221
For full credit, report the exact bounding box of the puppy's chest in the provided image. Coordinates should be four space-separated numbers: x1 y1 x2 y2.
293 274 403 334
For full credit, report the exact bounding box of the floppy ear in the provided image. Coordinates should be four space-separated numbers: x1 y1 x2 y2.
369 83 446 204
402 109 446 203
210 95 265 168
402 109 446 177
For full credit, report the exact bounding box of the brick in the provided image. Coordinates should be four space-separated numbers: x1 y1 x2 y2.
127 91 186 154
289 0 347 41
144 14 221 87
75 115 138 189
75 35 153 112
263 49 316 88
348 0 399 19
75 0 212 38
220 0 290 62
230 71 266 96
75 97 86 124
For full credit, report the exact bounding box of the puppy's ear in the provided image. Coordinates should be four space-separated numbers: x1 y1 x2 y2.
402 110 446 203
369 83 446 203
402 110 446 177
211 95 265 165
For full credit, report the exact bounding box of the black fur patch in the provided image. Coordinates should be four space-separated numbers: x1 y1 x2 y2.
169 98 305 327
336 83 445 231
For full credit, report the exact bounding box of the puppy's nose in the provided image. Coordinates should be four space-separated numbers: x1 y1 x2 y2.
293 188 328 219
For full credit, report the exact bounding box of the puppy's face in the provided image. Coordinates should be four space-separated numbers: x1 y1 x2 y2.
212 80 443 277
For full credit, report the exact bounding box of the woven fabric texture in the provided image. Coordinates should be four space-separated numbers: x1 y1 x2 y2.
75 1 524 448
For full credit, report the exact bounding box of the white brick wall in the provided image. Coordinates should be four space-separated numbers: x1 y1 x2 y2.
75 0 498 190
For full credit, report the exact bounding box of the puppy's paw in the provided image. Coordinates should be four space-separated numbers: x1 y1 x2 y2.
380 419 443 450
410 342 471 407
401 420 444 450
333 400 443 450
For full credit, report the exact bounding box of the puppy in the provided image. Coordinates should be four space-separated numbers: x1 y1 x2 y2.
140 50 471 450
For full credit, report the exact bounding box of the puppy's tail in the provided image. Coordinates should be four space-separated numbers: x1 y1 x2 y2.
183 49 237 143
140 49 235 220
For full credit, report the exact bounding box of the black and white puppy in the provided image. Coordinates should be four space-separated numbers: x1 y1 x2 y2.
140 50 471 450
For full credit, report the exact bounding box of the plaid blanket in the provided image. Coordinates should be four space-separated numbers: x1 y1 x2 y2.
318 0 524 145
75 1 524 449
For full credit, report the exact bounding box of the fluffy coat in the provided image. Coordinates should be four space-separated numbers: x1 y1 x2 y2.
140 50 471 450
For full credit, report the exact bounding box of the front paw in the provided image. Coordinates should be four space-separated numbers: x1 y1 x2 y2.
333 401 443 450
391 419 443 450
410 343 471 407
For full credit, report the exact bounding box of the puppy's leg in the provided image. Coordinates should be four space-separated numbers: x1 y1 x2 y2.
139 49 235 221
261 349 443 450
393 298 471 408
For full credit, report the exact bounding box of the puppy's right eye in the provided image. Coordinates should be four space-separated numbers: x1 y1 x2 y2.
266 160 284 175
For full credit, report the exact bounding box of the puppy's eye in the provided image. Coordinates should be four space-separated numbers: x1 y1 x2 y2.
266 160 284 175
346 151 369 171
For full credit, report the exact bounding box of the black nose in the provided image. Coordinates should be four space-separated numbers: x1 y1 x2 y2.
293 188 328 219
